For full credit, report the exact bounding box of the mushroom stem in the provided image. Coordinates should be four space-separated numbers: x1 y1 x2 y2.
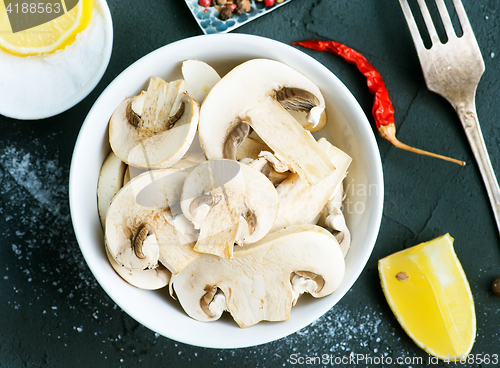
378 124 466 166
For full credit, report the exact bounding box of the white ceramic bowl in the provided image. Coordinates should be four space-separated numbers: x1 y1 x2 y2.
69 34 384 349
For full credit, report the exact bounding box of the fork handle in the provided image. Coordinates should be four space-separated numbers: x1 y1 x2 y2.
457 101 500 233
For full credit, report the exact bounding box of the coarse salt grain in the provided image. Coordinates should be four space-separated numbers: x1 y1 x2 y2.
0 5 107 119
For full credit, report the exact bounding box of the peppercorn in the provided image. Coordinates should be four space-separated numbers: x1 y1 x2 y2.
219 6 233 20
492 277 500 296
235 0 251 15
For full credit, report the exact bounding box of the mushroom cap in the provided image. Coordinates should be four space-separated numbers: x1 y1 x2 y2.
198 59 333 186
105 243 171 290
181 59 221 105
105 168 200 273
180 159 279 258
97 151 127 228
170 224 345 328
109 77 199 169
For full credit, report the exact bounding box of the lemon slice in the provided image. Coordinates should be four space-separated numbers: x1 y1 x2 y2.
0 0 93 56
378 234 475 361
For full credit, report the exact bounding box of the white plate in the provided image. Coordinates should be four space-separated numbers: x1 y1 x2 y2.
69 34 384 349
0 0 113 120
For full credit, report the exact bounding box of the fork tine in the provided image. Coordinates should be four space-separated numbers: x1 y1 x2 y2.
435 0 456 39
398 0 426 53
416 0 440 44
452 0 472 35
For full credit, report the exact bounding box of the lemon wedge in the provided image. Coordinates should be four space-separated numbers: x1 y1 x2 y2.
378 234 476 361
0 0 93 56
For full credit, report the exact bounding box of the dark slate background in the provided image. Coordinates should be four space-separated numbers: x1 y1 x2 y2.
1 0 499 367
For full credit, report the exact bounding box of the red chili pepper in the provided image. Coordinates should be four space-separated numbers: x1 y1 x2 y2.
292 39 465 166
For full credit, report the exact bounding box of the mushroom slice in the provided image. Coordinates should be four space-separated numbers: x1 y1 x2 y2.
105 169 200 273
243 156 290 187
318 184 351 257
97 151 127 228
271 138 352 232
109 77 199 169
235 136 270 161
105 242 171 290
170 131 207 170
170 224 345 328
181 159 279 259
199 59 334 186
181 59 221 105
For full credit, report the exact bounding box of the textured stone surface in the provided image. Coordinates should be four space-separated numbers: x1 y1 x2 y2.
1 0 500 366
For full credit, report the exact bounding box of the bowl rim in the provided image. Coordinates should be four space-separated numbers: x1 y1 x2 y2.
69 33 384 349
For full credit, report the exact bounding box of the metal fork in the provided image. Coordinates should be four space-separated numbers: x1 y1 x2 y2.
398 0 500 235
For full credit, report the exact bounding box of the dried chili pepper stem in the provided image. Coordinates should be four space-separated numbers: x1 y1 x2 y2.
292 39 465 166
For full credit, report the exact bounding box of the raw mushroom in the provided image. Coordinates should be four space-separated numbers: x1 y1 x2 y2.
198 59 334 186
105 169 200 273
170 132 207 170
97 151 127 228
318 185 351 257
105 244 171 290
235 136 270 161
181 59 221 104
180 159 279 259
123 165 148 186
271 137 352 232
243 157 290 187
109 77 199 169
170 224 345 328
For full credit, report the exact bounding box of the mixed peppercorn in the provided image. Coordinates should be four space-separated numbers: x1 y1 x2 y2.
198 0 285 21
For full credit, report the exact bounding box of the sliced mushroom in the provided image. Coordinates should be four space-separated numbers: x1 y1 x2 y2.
276 87 327 132
109 77 199 169
242 156 290 187
105 242 171 290
170 224 345 328
223 121 251 160
180 159 279 259
199 59 334 186
258 151 291 173
318 184 351 257
105 169 200 273
271 137 352 232
181 59 221 105
97 151 127 228
235 136 270 161
170 131 207 170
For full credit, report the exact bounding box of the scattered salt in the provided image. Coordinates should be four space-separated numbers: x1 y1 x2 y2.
0 5 107 118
